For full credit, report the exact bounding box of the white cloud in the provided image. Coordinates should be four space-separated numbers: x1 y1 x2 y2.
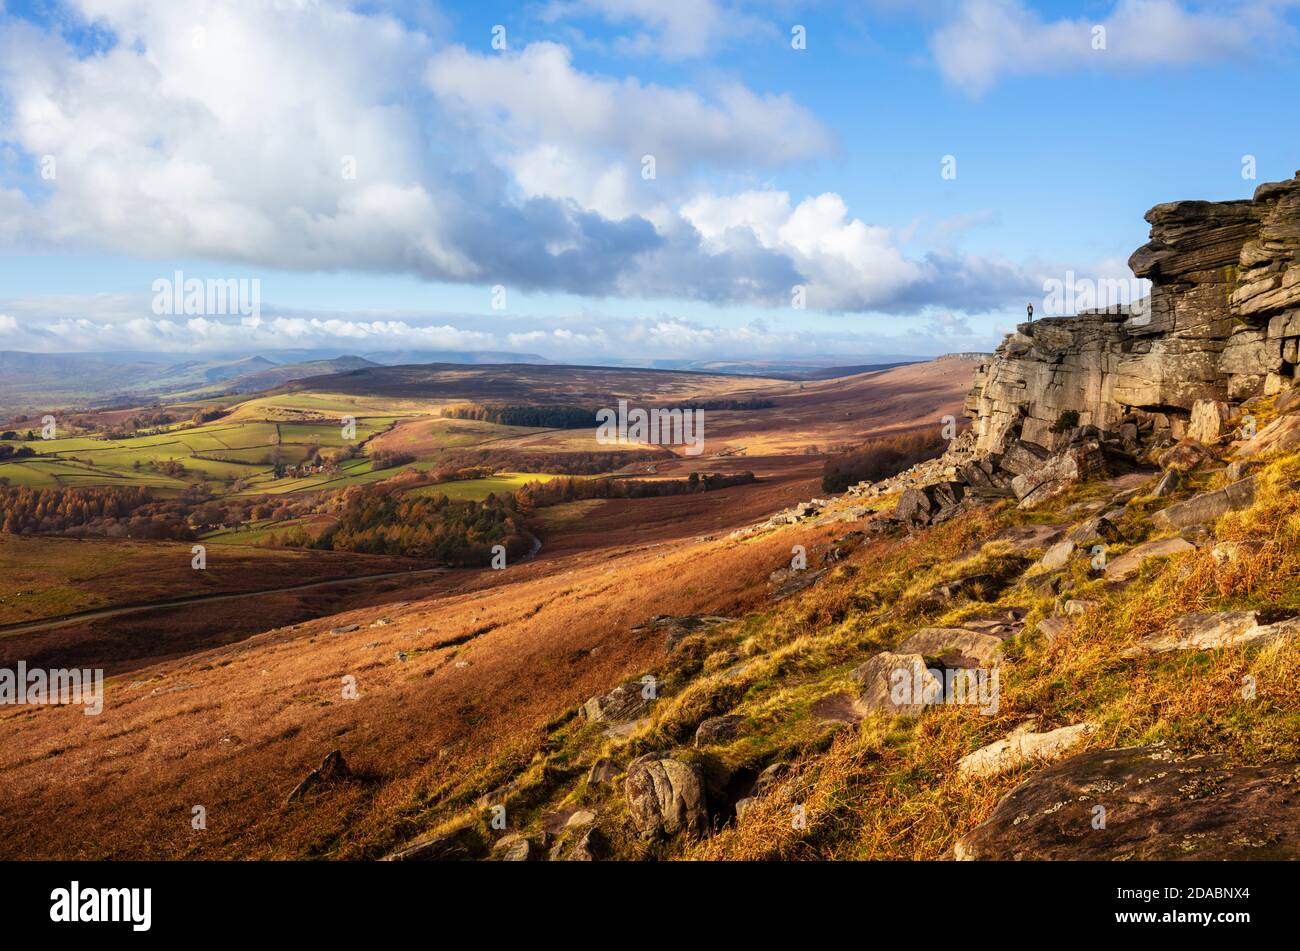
0 1 1035 317
426 42 833 177
932 0 1296 95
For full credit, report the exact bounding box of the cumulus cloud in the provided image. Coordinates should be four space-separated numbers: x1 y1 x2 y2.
931 0 1296 95
681 189 1039 311
0 0 1036 317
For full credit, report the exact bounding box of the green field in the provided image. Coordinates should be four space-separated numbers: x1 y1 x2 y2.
409 472 565 500
1 389 607 505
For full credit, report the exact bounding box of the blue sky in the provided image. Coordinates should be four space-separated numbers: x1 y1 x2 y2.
0 0 1297 363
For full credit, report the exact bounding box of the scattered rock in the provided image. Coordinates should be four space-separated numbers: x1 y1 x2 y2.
646 615 735 652
1033 540 1076 573
587 759 621 786
1236 413 1300 458
1103 537 1196 580
492 834 534 862
329 624 359 635
1187 399 1232 444
1150 469 1180 498
565 826 608 861
850 652 941 716
957 722 1095 780
896 627 1004 667
1210 539 1265 565
624 758 708 839
768 566 828 601
384 823 486 861
1011 442 1106 509
1122 610 1300 656
756 762 790 794
564 810 597 829
1067 516 1119 546
955 746 1300 860
286 749 350 804
1036 615 1071 642
910 573 1004 612
694 715 744 746
1152 476 1257 530
1063 599 1098 616
985 523 1064 553
895 481 967 527
580 680 655 723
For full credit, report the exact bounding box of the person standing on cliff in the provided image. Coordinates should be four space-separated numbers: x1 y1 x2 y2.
1027 302 1034 323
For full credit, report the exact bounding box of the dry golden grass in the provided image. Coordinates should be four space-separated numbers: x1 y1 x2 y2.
687 449 1300 860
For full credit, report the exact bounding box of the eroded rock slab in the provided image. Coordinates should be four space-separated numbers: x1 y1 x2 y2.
1152 476 1256 530
1104 537 1197 580
957 722 1095 780
1122 611 1300 656
896 627 1004 667
955 746 1300 860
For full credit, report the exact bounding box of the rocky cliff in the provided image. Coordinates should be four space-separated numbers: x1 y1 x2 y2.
965 171 1300 454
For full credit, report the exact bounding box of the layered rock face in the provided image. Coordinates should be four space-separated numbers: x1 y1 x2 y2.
965 172 1300 453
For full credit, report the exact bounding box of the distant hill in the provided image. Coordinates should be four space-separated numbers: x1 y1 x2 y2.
363 349 554 366
184 356 381 395
0 351 377 415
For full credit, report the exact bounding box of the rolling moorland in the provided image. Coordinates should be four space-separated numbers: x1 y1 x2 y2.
2 174 1299 862
0 353 976 858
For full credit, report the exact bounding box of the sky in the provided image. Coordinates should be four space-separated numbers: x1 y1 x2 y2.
0 0 1297 364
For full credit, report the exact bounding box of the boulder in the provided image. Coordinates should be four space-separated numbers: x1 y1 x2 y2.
645 614 735 652
1063 599 1098 616
587 758 621 786
756 762 790 794
1122 611 1300 656
491 835 534 862
1036 615 1071 642
1033 540 1076 572
624 757 708 839
1067 516 1119 546
896 627 1004 667
894 481 967 527
1150 469 1180 498
694 714 744 747
1210 539 1265 566
955 746 1300 860
1011 441 1106 509
564 809 597 829
957 722 1095 780
998 440 1051 476
1103 537 1196 580
1152 476 1256 530
850 652 942 716
1236 413 1300 458
1187 399 1232 444
580 680 654 723
551 826 609 861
